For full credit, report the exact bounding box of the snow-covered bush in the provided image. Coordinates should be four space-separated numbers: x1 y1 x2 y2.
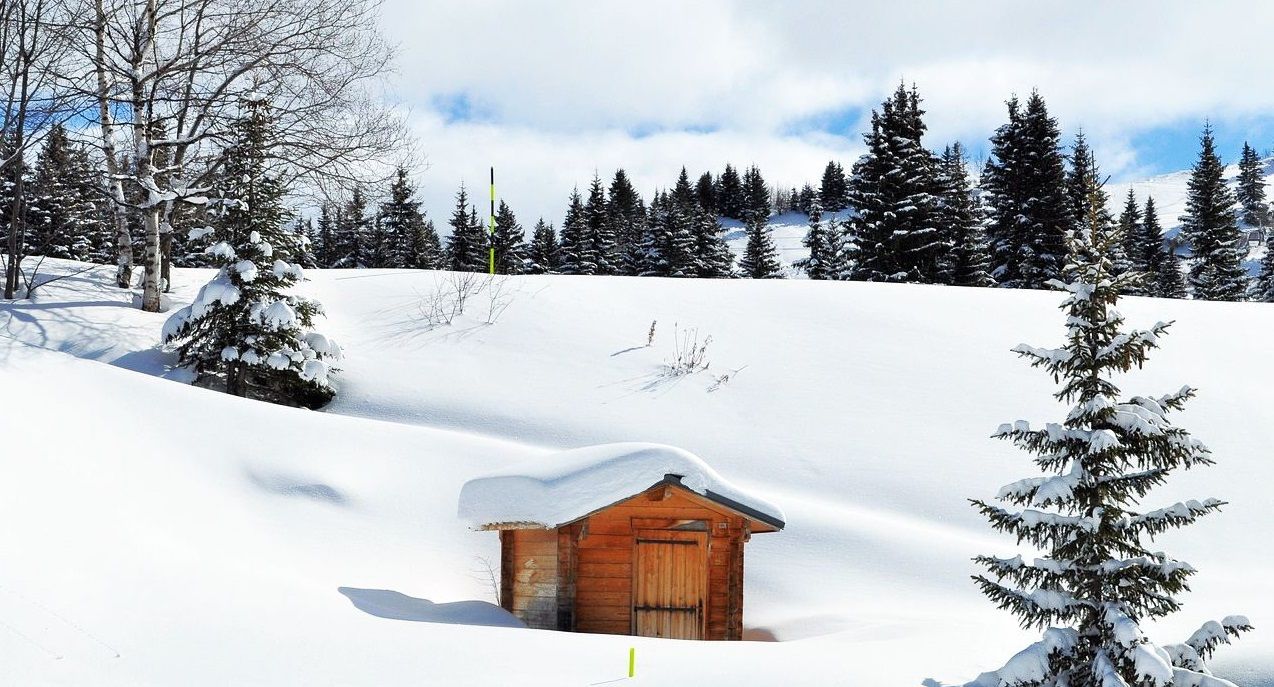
965 185 1250 686
162 95 340 409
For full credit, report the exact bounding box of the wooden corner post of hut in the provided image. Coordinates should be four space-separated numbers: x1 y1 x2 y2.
458 443 785 641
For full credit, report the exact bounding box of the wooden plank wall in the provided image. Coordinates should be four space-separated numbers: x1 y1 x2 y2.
569 489 746 640
556 523 581 631
504 529 559 630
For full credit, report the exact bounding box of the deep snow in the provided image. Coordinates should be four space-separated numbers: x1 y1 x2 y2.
1 258 1271 686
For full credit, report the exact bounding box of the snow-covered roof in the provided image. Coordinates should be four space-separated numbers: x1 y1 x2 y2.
458 442 785 532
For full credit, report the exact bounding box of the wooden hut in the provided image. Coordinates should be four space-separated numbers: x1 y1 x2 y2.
458 443 784 640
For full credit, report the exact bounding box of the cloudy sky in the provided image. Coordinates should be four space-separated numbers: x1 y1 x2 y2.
379 0 1274 225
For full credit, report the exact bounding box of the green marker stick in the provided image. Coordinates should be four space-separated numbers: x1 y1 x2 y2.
628 647 635 678
489 166 496 275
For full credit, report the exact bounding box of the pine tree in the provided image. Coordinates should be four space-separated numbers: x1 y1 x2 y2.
797 184 817 215
1235 141 1268 230
1145 197 1187 299
796 197 834 280
1065 134 1115 277
607 169 646 276
1179 125 1248 301
658 169 699 277
329 187 369 268
366 215 391 268
27 125 111 262
983 91 1073 289
818 160 849 212
741 165 771 222
413 218 444 270
295 219 318 269
312 204 335 267
1255 225 1274 301
691 204 733 278
737 214 782 279
635 190 669 277
378 167 425 268
557 187 589 275
525 219 559 274
161 95 341 409
935 143 993 287
583 173 616 274
969 173 1250 686
444 184 487 272
1113 190 1147 293
717 164 744 220
490 200 527 275
695 172 717 214
845 84 944 283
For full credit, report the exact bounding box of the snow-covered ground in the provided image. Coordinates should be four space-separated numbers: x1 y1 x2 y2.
1 259 1271 686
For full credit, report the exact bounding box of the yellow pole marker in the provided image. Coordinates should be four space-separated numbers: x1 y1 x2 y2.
489 166 496 275
628 647 635 678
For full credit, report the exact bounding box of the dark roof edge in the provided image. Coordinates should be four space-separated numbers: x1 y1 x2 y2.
662 474 785 531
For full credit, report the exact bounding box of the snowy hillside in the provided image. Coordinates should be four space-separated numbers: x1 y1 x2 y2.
1106 158 1274 239
1 260 1272 686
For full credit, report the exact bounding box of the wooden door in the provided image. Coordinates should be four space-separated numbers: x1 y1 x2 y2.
632 531 707 639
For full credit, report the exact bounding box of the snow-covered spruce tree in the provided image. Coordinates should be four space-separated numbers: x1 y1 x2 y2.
329 187 369 268
741 165 771 223
1179 125 1248 302
1066 132 1115 270
609 169 647 276
692 204 733 278
797 198 833 280
968 176 1250 687
378 167 427 269
717 163 744 220
1254 237 1274 301
635 190 669 277
557 187 592 275
1141 197 1184 300
444 184 487 272
845 84 944 283
660 178 698 278
796 183 816 215
819 160 849 212
583 173 617 275
983 91 1073 289
738 214 782 279
936 142 994 287
695 171 717 216
525 219 559 274
28 124 112 262
1113 190 1146 293
162 95 341 409
311 203 335 268
1235 142 1268 231
490 200 527 275
412 218 444 271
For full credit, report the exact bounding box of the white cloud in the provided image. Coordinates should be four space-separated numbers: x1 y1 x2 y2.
409 113 860 227
379 0 1274 224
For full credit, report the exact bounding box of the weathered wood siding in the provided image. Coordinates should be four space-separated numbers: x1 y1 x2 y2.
500 528 559 630
569 487 746 640
497 485 755 640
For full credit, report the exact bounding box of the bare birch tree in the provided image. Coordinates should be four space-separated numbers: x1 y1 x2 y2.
78 0 406 310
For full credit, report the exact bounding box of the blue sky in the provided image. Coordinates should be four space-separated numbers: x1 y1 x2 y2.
381 0 1274 224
